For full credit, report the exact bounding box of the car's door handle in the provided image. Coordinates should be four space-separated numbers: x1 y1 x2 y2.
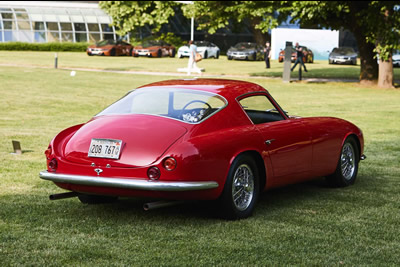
265 139 275 145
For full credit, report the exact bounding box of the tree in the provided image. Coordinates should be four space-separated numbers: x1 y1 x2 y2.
100 1 286 45
99 1 179 36
289 1 400 87
181 1 288 45
367 2 400 88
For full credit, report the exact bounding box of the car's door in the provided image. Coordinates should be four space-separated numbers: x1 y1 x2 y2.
238 94 313 187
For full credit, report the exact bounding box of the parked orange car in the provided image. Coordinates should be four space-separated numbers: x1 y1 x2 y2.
278 46 314 63
87 40 133 56
133 40 176 58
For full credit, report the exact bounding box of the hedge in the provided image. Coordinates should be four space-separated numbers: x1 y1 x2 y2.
0 42 90 52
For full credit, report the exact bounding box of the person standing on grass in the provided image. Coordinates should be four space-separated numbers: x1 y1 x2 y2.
264 42 271 68
187 40 201 75
291 42 308 72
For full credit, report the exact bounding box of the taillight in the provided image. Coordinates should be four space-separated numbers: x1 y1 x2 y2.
48 158 58 172
45 145 52 160
163 157 177 171
147 167 160 180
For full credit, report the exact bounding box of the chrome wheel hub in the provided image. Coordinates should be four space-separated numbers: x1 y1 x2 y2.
232 164 254 211
341 143 355 180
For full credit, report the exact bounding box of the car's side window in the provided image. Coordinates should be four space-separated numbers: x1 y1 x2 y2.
239 95 285 124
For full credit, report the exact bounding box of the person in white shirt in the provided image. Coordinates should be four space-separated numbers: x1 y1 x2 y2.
187 40 202 75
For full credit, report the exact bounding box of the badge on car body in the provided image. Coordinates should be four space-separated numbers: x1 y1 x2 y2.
94 168 103 176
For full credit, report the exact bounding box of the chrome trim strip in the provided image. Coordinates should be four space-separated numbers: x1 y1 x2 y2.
39 171 219 192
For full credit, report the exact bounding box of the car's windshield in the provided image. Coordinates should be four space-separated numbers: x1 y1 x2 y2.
332 47 355 53
96 88 227 124
194 41 210 47
96 40 116 46
142 40 162 47
234 43 256 49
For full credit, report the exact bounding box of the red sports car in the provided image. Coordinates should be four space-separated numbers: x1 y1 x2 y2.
40 79 365 219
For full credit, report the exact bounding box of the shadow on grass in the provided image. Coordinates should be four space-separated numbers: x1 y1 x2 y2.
1 174 378 226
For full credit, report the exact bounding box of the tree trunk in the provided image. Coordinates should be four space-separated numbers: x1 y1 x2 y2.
378 57 394 88
250 18 268 45
355 34 379 84
347 1 379 85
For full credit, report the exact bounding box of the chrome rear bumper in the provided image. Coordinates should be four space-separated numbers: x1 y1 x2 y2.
39 171 219 192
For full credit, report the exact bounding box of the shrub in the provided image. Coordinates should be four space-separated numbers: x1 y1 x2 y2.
0 42 90 52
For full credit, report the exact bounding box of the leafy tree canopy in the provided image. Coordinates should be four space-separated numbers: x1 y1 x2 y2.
99 1 179 36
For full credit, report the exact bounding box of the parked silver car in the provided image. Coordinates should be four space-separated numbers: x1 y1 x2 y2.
329 47 357 65
393 50 400 67
227 42 264 61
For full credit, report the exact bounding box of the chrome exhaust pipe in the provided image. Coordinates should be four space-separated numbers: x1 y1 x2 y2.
143 200 184 211
49 192 80 200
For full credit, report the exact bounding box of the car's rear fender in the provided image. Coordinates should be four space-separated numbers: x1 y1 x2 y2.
50 124 84 157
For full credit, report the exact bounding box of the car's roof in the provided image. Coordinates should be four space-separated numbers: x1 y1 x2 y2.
137 79 268 100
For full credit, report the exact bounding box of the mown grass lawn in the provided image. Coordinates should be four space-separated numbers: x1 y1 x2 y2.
0 53 399 266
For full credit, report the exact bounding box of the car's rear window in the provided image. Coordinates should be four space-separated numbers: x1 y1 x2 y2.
96 88 227 124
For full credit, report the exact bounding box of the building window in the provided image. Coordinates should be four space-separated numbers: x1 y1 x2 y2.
75 32 87 42
0 4 116 43
17 20 31 30
60 22 72 31
46 22 59 31
61 32 73 42
3 20 16 30
47 31 60 42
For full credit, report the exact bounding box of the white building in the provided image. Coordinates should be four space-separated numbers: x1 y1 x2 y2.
0 1 117 43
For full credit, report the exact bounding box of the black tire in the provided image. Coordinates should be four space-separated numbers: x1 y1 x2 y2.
170 48 176 57
78 194 118 204
228 56 233 60
129 48 133 56
157 49 162 58
110 48 116 56
215 51 220 59
204 51 208 59
217 154 260 219
326 136 359 187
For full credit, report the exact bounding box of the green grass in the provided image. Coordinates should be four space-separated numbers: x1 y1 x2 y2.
1 51 399 80
0 52 400 265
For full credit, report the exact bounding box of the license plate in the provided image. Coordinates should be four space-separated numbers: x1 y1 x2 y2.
88 139 123 159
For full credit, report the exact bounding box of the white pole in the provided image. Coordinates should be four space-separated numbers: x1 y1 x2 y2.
191 17 194 41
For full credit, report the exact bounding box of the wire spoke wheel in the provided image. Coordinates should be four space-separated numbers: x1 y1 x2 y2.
232 164 254 211
326 136 359 187
218 154 260 219
340 143 355 180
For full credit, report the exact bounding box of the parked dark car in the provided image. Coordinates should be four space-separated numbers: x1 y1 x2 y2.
278 46 314 63
227 42 264 61
329 47 357 65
